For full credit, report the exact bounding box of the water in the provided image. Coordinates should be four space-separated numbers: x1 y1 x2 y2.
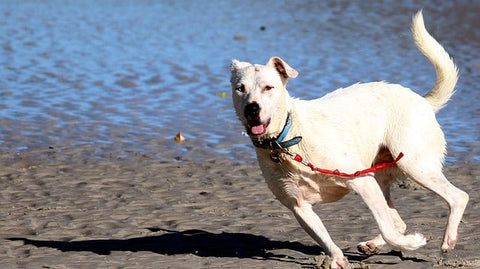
0 0 479 164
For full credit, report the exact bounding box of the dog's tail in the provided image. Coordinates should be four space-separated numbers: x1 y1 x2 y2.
412 10 458 113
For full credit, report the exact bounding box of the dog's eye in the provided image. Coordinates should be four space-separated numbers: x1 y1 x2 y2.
264 85 274 91
235 84 246 93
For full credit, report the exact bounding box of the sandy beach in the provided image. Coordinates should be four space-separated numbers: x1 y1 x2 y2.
0 144 478 268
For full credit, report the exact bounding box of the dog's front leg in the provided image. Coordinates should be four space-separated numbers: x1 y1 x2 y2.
292 203 347 269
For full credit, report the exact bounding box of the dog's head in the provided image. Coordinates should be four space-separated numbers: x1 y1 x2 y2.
230 57 298 139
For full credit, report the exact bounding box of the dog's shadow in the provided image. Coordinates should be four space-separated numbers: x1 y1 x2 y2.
8 228 427 266
8 228 321 265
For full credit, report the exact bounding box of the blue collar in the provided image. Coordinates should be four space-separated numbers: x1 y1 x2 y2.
251 112 302 150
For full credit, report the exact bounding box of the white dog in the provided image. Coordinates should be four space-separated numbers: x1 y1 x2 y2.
230 11 468 268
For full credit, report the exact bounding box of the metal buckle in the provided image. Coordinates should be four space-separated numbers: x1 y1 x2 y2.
270 150 281 163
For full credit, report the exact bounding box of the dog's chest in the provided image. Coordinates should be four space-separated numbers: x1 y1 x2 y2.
259 159 350 205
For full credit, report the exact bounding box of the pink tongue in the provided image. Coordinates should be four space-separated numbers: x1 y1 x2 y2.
251 124 265 135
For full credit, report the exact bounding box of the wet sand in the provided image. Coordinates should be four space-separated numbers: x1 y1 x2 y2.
0 145 478 268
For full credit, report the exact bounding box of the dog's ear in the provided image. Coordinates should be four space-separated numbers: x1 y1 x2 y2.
230 59 251 73
230 59 241 72
266 57 298 81
230 59 251 84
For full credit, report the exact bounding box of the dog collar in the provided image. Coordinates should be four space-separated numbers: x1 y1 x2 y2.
251 112 302 151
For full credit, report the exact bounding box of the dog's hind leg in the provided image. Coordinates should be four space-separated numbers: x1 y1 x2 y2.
398 162 469 252
357 170 407 254
348 176 427 251
292 203 347 269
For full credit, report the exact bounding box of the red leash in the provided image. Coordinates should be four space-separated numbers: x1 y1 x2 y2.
290 152 404 178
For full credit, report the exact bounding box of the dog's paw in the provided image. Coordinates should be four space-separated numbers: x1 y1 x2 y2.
441 234 458 252
357 240 383 255
314 253 348 269
357 235 385 255
332 256 348 269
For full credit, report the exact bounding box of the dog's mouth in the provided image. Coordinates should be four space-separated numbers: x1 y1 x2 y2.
246 119 270 136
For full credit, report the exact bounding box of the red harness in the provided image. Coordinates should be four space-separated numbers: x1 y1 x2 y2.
289 151 404 178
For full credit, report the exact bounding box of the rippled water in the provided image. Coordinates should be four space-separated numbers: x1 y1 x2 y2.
0 0 479 164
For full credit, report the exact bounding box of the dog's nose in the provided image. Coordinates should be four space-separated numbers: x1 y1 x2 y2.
244 102 260 118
